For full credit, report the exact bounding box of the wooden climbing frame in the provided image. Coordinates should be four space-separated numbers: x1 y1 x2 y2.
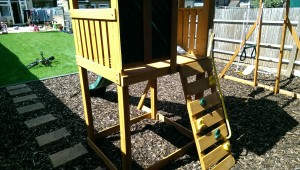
68 0 232 169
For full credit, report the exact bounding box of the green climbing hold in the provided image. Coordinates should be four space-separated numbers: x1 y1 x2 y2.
214 129 221 139
199 98 206 106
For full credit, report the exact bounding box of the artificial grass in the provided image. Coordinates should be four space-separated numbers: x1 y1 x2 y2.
0 31 78 87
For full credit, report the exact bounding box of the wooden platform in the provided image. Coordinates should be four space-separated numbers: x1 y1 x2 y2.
76 54 201 86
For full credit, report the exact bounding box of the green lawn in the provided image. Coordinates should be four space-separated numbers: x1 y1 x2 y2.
0 31 77 87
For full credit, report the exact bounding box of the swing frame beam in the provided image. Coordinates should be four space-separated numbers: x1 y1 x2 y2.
219 0 300 99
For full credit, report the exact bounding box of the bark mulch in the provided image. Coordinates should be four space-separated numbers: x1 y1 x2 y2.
0 62 299 169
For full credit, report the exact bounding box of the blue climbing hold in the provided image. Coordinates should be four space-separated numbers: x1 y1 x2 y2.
214 129 221 139
199 98 206 106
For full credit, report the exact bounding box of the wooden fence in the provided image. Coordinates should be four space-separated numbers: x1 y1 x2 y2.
213 8 300 77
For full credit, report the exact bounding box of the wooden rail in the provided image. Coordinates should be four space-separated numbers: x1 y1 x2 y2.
178 7 209 57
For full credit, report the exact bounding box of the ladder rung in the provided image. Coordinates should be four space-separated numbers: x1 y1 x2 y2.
185 77 215 96
179 58 212 77
194 108 224 133
212 154 235 170
188 92 221 116
202 143 230 169
197 123 228 152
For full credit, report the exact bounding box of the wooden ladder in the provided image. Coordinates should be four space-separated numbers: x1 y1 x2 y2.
179 57 235 170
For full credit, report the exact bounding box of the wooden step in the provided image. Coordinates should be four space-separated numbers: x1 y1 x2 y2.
197 123 228 152
202 143 230 169
179 58 212 77
212 155 235 170
188 92 221 116
185 76 216 96
193 108 224 133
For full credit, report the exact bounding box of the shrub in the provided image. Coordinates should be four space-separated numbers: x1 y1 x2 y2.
251 0 284 8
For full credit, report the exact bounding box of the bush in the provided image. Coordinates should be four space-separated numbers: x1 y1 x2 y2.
251 0 284 8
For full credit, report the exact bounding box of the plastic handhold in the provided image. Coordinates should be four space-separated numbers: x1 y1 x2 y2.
209 75 216 86
196 118 206 131
214 129 221 139
199 98 206 106
223 142 231 151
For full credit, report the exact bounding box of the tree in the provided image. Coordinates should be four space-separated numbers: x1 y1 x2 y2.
251 0 284 8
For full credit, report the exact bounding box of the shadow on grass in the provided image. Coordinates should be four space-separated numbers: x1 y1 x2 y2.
0 42 106 168
0 42 38 87
0 32 77 87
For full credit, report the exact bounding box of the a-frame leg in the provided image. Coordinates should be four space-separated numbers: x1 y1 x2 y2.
78 66 95 141
117 85 132 170
150 79 157 120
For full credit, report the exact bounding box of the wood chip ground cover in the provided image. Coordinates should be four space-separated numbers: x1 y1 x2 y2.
0 62 299 169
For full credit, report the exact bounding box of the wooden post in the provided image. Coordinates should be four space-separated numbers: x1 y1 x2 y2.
253 0 263 86
68 0 78 10
144 0 152 62
137 81 151 110
117 85 131 170
69 0 79 55
78 66 95 141
287 18 300 50
285 16 300 77
150 79 157 120
170 0 178 73
178 0 184 8
275 0 290 94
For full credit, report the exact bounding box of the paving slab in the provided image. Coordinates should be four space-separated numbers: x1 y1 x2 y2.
13 94 38 103
17 102 44 114
49 143 88 168
36 127 71 146
24 114 56 128
6 84 27 91
8 87 32 96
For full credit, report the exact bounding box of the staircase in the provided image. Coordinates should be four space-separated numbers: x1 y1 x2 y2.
179 57 235 170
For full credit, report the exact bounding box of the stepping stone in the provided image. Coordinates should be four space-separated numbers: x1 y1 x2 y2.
49 143 88 168
6 84 27 91
17 102 44 114
8 87 32 96
13 94 38 103
36 127 71 146
24 114 56 128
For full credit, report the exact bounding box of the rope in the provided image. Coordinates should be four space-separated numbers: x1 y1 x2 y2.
236 4 250 72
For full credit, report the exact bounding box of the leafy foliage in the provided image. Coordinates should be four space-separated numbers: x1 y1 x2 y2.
251 0 284 8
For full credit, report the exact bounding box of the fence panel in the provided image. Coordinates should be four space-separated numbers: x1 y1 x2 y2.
213 8 300 76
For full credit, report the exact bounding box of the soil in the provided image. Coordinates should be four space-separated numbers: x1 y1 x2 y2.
0 62 299 169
